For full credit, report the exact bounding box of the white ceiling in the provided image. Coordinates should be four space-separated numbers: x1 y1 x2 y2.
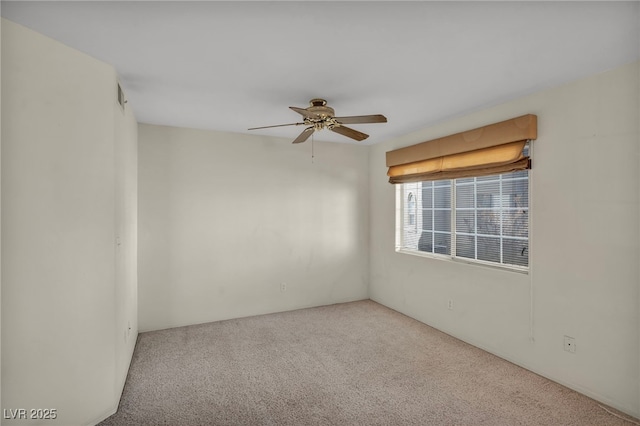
2 1 639 145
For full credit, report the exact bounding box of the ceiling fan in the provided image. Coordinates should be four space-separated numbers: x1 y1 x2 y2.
248 99 387 144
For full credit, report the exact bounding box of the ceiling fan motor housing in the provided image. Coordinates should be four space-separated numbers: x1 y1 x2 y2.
307 98 334 118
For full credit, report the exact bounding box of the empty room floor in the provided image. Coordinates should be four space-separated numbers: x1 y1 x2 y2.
100 301 637 425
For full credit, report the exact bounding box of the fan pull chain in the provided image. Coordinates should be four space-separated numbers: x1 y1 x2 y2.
311 133 315 164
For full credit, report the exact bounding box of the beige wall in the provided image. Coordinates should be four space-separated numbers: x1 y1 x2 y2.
369 61 640 417
114 84 138 400
1 19 138 425
1 15 4 417
138 124 369 331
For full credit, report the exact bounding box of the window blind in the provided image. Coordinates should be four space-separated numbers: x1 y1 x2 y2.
386 115 537 184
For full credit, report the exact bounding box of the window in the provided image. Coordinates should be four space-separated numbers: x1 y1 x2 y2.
398 168 529 270
389 115 535 270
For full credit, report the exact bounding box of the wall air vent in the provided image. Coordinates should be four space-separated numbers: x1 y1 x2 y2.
117 82 126 110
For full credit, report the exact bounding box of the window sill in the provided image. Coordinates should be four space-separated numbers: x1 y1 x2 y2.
395 248 529 275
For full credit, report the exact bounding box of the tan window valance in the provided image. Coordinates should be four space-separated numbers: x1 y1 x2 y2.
386 114 537 184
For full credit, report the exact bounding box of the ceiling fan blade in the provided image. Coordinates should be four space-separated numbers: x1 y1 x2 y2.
289 106 317 118
331 125 369 142
334 114 387 124
248 122 303 130
292 127 315 144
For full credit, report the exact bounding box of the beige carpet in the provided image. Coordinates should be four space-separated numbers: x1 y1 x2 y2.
100 300 637 425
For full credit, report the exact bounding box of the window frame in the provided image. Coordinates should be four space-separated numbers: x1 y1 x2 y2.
395 170 530 274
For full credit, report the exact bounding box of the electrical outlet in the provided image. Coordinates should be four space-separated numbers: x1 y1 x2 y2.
280 282 287 292
447 299 454 310
564 335 576 353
